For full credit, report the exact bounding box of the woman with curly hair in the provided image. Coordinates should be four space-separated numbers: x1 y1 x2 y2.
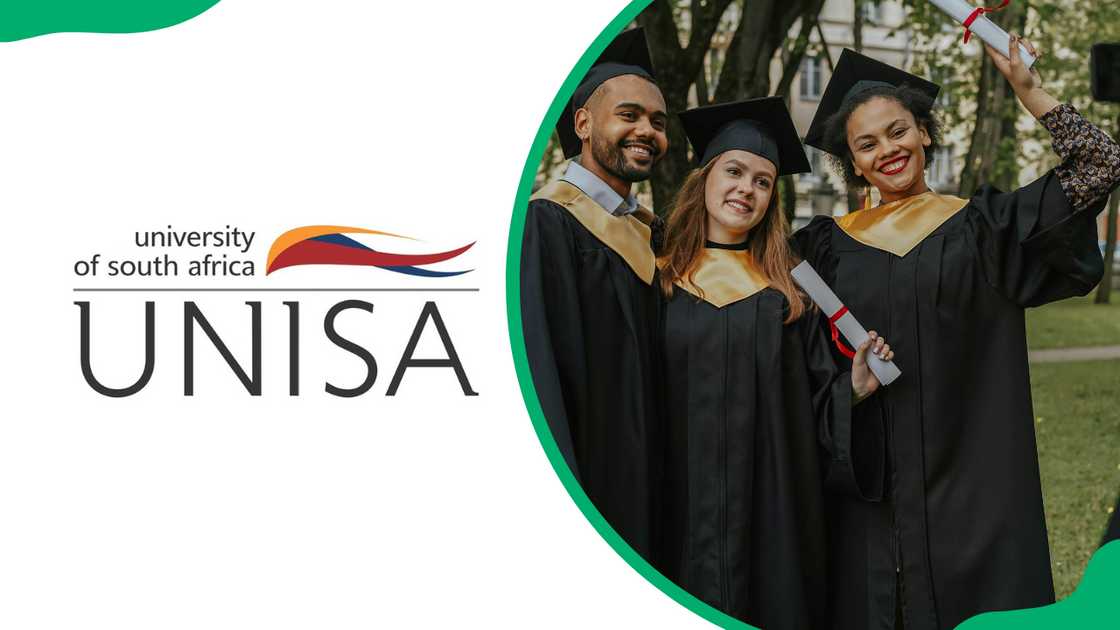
794 43 1120 630
658 96 891 629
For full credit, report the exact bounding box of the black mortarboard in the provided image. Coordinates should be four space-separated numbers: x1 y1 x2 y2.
804 49 941 156
678 96 811 176
557 27 658 159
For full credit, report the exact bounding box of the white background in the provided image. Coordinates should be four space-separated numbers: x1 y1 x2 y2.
0 1 709 628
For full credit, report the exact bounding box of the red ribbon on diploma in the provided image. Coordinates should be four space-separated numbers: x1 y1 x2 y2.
828 306 856 359
961 0 1010 44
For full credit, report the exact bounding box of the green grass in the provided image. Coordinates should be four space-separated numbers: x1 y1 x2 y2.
1026 294 1120 350
1032 359 1120 599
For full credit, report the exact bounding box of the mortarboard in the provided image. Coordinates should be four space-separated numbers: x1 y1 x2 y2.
678 96 811 176
557 27 658 159
804 49 940 156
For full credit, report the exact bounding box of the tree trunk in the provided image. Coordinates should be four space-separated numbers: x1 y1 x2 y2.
853 0 864 53
957 3 1026 196
1096 190 1118 304
695 64 710 107
774 2 826 100
846 0 866 212
781 176 797 224
775 3 825 226
713 1 815 104
639 0 826 213
638 0 735 214
692 0 710 107
816 19 834 70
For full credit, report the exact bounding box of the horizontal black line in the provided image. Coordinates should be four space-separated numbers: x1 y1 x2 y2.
72 288 480 293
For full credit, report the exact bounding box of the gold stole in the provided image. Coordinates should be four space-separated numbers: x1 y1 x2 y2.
532 180 656 285
836 191 970 257
666 248 770 308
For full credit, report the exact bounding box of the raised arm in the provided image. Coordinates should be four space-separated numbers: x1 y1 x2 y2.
985 34 1120 209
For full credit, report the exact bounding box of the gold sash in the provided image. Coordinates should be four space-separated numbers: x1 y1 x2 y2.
665 248 770 308
836 191 969 257
532 180 656 285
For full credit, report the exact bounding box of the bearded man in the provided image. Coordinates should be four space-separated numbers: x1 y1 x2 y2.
520 28 669 561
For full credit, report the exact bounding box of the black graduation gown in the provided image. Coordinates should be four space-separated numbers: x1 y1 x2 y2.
792 172 1105 630
520 179 663 560
660 245 881 629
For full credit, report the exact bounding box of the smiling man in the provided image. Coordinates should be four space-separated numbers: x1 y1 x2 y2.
520 28 668 562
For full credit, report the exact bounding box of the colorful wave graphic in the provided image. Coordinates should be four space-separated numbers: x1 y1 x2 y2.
266 226 474 277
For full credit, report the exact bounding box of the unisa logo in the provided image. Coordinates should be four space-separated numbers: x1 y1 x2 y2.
76 225 479 399
265 226 474 277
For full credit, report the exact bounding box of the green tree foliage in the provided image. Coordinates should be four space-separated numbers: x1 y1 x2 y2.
903 1 1120 301
534 1 830 215
902 0 1119 187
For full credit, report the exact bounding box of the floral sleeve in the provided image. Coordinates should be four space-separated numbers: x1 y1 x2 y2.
1040 103 1120 211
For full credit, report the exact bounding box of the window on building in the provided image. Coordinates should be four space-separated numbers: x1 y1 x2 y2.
861 2 880 23
928 146 954 186
803 145 825 182
800 57 823 101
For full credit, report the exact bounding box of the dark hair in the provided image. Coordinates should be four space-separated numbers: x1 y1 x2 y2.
821 84 943 188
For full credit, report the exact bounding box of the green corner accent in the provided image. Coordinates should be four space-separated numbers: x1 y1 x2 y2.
956 540 1120 629
0 0 220 42
503 1 753 627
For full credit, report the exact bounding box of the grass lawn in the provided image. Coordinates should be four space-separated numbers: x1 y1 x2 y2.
1026 293 1120 350
1032 359 1120 598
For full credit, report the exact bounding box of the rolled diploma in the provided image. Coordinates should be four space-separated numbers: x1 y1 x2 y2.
791 261 902 387
927 0 1036 68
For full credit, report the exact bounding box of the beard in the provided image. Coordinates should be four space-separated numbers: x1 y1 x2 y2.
589 134 656 183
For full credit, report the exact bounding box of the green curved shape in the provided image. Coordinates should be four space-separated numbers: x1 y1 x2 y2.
956 540 1120 629
503 1 755 627
0 0 220 42
504 2 1120 628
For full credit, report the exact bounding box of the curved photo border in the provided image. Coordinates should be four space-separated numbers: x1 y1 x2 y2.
503 1 752 627
503 1 1120 628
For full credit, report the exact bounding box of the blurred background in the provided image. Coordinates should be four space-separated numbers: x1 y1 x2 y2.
534 0 1120 600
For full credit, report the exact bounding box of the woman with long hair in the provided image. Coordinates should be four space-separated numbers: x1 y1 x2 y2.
794 45 1120 630
658 97 891 629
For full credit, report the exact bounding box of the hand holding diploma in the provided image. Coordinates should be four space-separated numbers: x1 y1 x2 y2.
927 0 1036 68
852 331 894 403
983 33 1061 120
791 261 902 388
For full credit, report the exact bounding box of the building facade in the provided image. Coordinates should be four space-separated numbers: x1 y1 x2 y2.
775 0 962 226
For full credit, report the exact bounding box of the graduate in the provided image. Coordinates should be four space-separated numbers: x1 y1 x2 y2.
794 45 1120 630
658 97 893 629
520 27 668 560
